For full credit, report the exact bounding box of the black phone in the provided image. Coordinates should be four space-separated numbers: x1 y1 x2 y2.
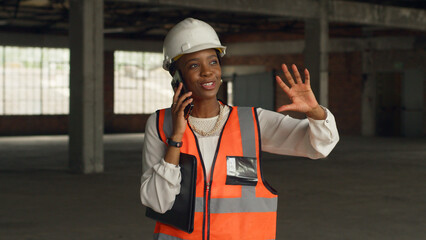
171 71 193 119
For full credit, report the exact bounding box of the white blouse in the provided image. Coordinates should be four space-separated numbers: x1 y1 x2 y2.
140 107 339 213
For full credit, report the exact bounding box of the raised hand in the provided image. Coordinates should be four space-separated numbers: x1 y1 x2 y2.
275 64 326 120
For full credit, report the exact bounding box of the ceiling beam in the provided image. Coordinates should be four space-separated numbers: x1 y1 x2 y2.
116 0 426 31
115 0 318 19
329 1 426 31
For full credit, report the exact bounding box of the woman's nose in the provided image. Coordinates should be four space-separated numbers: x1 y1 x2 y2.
200 63 213 77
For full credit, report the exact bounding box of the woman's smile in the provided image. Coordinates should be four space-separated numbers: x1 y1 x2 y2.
201 80 216 90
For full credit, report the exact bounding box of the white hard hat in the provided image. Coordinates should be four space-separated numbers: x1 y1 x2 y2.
162 18 227 71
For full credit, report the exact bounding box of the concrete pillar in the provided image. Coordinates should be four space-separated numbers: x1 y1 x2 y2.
104 51 114 133
361 40 377 136
401 69 424 137
69 0 104 173
304 0 329 107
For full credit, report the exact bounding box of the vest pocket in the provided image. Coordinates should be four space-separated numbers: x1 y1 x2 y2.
225 156 258 186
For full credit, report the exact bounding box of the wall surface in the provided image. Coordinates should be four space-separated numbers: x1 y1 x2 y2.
222 32 425 136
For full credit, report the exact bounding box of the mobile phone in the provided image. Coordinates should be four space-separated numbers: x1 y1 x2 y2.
171 71 193 119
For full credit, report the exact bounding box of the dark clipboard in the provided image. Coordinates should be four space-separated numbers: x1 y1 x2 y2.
145 153 197 233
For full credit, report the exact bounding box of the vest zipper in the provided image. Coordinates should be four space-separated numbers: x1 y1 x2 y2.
204 182 210 240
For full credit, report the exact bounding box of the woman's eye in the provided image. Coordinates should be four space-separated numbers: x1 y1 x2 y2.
210 60 218 65
189 64 198 69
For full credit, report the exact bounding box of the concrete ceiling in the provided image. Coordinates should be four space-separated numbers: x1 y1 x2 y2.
0 0 425 40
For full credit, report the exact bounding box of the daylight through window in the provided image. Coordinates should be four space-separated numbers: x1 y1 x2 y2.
114 51 173 114
0 46 69 115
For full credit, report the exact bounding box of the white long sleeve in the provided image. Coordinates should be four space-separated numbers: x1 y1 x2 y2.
140 113 182 213
140 107 339 212
258 107 339 159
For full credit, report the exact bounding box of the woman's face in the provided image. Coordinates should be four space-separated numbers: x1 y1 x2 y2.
177 49 222 101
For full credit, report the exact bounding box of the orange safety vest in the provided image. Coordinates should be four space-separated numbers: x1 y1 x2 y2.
154 105 278 240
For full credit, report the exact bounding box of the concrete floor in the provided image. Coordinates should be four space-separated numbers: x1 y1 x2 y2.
0 134 425 240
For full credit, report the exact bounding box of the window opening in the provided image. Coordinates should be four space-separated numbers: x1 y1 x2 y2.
0 46 69 115
114 51 173 114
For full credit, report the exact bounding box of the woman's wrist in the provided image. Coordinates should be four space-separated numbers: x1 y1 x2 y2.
306 105 326 120
170 134 183 142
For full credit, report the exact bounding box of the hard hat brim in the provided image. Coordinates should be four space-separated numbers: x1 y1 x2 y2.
163 43 226 70
180 43 226 56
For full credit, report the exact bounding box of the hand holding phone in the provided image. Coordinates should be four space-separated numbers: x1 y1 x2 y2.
171 71 193 120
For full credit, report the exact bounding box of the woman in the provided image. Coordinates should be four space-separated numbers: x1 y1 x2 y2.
141 18 339 240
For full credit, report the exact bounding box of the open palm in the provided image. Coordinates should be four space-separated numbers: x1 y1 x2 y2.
275 64 319 113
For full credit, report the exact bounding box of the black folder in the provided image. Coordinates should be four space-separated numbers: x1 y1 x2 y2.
145 153 197 233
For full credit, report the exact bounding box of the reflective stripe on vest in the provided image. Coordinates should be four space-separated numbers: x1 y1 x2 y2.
194 187 277 213
238 107 256 157
155 105 277 240
210 186 277 213
154 232 185 240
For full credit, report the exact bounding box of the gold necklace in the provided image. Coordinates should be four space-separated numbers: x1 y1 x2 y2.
189 103 224 137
